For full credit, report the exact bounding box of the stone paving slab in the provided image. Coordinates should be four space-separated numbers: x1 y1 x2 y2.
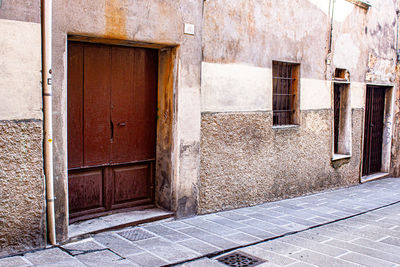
75 250 134 266
128 252 169 267
176 257 226 267
203 200 400 267
0 256 32 267
24 248 76 265
1 177 400 266
69 208 173 238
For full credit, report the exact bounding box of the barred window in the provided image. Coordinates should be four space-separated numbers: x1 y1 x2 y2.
272 61 300 126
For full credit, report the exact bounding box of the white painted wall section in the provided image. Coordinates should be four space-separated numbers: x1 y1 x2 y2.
351 82 365 109
201 62 271 112
0 19 42 120
201 62 367 112
300 78 331 110
307 0 354 22
334 0 355 22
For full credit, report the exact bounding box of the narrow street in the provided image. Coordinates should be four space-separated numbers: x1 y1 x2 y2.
1 177 400 266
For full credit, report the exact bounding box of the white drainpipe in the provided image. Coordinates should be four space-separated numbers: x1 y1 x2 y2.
42 0 56 245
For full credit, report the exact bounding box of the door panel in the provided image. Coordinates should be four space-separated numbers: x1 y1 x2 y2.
363 86 385 176
133 121 157 160
68 169 105 213
83 45 112 167
68 42 158 222
110 46 135 163
67 44 84 169
112 163 152 205
132 48 158 161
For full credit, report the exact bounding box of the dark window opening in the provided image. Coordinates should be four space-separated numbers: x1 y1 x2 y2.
334 68 350 82
333 82 351 157
334 84 341 153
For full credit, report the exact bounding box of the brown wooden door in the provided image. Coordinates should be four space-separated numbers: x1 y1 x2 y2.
67 42 158 222
362 86 385 176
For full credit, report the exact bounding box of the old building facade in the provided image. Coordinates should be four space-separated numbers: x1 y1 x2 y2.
199 0 398 213
0 0 399 256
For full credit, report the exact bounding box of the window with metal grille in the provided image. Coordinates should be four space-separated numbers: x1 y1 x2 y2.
272 61 300 126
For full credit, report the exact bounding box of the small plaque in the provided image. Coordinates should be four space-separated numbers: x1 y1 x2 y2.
184 23 195 35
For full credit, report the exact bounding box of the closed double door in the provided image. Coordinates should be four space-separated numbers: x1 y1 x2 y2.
67 42 158 222
362 85 385 176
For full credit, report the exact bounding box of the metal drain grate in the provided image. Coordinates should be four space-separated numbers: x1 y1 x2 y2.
216 251 266 267
118 228 155 242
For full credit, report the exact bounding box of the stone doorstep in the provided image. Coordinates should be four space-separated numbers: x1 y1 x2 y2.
68 208 174 239
360 172 389 183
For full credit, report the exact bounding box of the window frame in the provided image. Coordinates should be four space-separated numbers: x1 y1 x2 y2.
332 81 352 160
272 60 300 126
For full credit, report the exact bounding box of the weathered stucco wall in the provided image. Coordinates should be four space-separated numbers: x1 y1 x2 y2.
0 0 41 23
0 121 45 256
388 1 400 176
0 1 45 255
365 0 397 84
200 110 362 213
201 0 372 112
53 0 203 240
391 65 400 176
363 0 398 176
0 19 43 120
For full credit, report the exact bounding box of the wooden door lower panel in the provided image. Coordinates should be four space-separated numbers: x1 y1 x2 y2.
112 162 154 209
68 161 154 222
68 169 106 217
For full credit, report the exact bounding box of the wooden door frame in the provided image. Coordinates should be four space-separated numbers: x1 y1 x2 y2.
360 84 394 182
65 36 179 227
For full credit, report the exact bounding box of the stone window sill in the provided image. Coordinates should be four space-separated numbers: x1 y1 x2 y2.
272 125 300 130
361 172 389 183
332 154 351 161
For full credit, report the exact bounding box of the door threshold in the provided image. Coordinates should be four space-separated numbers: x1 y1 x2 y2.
68 207 173 239
361 172 389 183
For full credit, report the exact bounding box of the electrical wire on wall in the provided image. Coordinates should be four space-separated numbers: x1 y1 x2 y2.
328 0 336 54
325 0 336 79
396 10 400 64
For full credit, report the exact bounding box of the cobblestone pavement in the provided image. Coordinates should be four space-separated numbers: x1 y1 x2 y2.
1 177 400 267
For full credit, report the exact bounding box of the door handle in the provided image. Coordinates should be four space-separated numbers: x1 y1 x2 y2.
110 120 114 141
118 122 126 127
